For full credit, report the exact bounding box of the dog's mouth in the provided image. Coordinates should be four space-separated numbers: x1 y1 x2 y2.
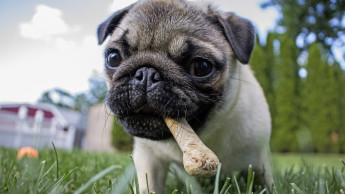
117 104 173 140
134 104 157 115
116 103 213 140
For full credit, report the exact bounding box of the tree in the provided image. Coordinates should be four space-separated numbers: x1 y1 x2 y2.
262 33 277 125
302 44 341 152
86 72 108 105
38 88 75 109
250 32 277 131
262 0 345 58
271 34 300 152
74 93 89 113
330 62 345 152
251 34 272 96
37 72 108 112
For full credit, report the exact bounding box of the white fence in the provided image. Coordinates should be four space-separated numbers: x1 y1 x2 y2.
0 109 75 150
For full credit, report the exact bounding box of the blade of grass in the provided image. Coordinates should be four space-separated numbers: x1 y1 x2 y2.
129 155 140 194
128 182 135 194
189 184 194 194
258 188 267 194
213 163 222 194
249 171 255 193
38 161 56 185
37 160 46 181
93 184 99 194
54 167 78 188
171 163 203 194
246 164 253 194
171 189 178 194
337 170 345 188
319 180 325 194
186 180 190 194
63 179 73 191
246 165 255 194
51 142 59 179
223 185 232 194
3 158 15 192
74 165 121 194
108 179 112 189
290 183 306 194
233 175 241 194
146 173 150 194
34 160 46 191
109 164 135 194
220 177 231 194
42 167 78 193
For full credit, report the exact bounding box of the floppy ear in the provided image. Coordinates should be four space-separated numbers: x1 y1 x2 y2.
97 4 135 45
217 12 255 64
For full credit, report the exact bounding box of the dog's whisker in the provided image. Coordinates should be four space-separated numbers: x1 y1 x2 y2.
230 77 262 89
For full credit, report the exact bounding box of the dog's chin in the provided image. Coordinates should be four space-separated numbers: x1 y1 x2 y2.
118 106 173 140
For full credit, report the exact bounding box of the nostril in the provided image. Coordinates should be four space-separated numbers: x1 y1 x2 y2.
134 67 162 86
152 72 162 83
135 69 144 81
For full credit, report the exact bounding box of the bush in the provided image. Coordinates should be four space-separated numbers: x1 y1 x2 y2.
111 117 133 151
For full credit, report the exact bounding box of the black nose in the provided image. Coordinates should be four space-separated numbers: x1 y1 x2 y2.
134 67 162 89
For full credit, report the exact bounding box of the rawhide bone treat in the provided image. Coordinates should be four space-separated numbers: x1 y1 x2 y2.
164 117 219 177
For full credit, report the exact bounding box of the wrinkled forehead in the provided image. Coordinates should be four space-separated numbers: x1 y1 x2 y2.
109 0 227 54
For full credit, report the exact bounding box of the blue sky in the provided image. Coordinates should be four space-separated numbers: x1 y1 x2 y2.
0 0 279 103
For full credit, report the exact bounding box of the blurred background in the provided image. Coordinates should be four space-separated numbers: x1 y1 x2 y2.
0 0 344 154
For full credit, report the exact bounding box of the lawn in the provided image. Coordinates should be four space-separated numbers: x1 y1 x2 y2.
0 146 344 193
272 153 345 172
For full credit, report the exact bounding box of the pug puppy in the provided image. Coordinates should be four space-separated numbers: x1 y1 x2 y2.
97 0 273 193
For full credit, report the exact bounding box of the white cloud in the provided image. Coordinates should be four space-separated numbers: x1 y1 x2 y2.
0 33 106 104
109 0 137 12
55 37 77 50
20 5 70 40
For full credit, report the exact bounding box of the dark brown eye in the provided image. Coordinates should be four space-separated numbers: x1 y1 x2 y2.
189 59 213 77
106 51 122 69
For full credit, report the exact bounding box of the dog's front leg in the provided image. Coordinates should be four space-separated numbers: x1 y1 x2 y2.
133 138 168 194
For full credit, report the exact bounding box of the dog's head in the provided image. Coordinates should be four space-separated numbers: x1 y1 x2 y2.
97 0 255 140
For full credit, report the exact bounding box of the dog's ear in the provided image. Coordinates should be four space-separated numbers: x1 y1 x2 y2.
97 4 135 45
217 12 255 64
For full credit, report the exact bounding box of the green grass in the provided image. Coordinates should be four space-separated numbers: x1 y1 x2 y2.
0 146 344 193
272 153 345 171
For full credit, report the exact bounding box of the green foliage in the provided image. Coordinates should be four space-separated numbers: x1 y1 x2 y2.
261 0 345 57
301 44 343 153
333 62 345 153
111 117 133 151
251 35 270 94
271 34 300 152
250 33 277 140
251 30 345 153
37 72 107 113
257 0 345 153
38 88 75 109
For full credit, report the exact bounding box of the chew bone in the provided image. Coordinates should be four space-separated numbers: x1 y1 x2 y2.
164 117 219 177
